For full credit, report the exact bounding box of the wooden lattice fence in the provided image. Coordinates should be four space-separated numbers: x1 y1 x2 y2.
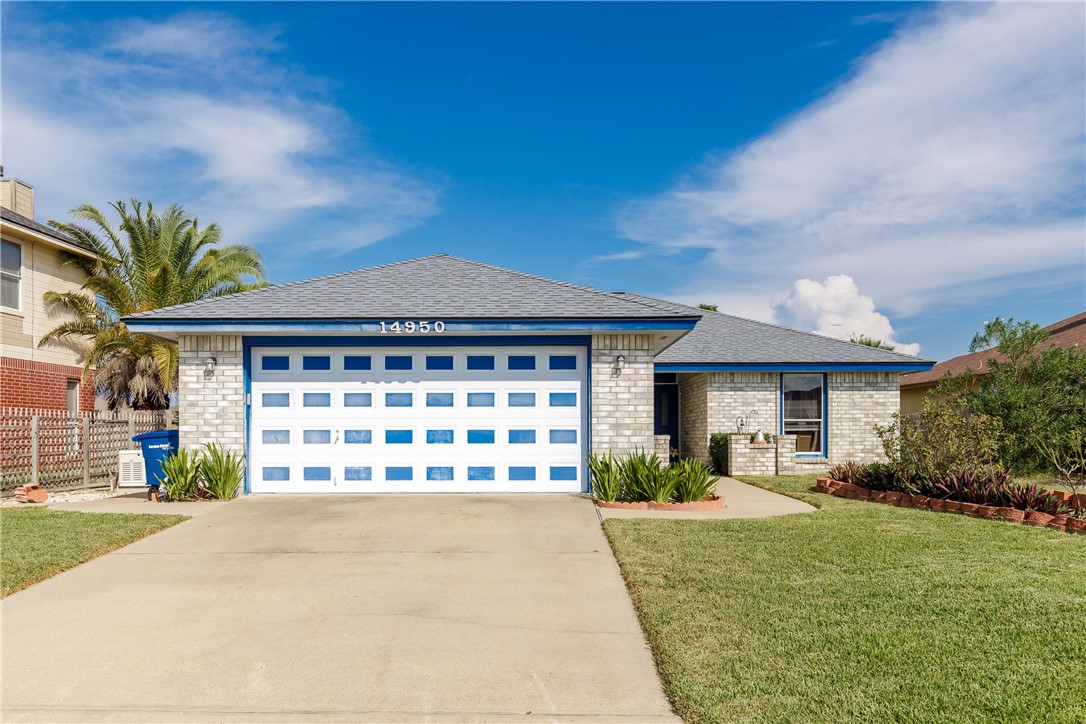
0 408 165 493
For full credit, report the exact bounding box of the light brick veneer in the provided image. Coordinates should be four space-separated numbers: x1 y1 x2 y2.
590 333 654 456
678 370 898 472
178 334 245 454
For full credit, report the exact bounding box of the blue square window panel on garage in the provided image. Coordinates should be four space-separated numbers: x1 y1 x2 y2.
508 393 536 407
467 392 495 407
345 467 372 481
385 355 413 371
549 393 577 407
550 466 578 481
302 355 331 371
263 466 290 481
262 430 290 444
427 429 454 444
426 355 454 370
426 392 454 407
549 355 577 370
508 430 536 444
262 393 290 407
427 467 454 481
467 355 495 370
303 430 331 444
385 392 413 407
386 430 413 444
468 467 495 481
303 393 331 407
344 355 372 370
344 392 372 407
304 467 332 481
550 429 578 444
344 430 373 444
467 430 495 444
508 355 536 370
509 467 536 481
261 355 290 371
386 467 413 481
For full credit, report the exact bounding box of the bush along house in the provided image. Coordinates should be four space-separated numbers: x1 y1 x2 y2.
122 254 933 492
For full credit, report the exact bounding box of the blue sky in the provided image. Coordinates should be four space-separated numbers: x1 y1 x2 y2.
3 2 1083 360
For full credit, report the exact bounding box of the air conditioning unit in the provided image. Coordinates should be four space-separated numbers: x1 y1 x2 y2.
117 450 146 488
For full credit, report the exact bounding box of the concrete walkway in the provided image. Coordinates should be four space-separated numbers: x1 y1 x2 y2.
597 476 817 520
2 495 676 723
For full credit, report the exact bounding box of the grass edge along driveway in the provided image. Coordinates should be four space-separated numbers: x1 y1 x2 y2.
1 508 187 596
604 474 1086 724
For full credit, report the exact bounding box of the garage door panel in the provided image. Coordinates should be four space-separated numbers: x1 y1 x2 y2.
249 344 587 493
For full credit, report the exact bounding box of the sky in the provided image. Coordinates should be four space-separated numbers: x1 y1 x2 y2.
2 1 1083 360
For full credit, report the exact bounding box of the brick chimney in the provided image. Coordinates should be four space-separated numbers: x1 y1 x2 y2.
0 168 35 218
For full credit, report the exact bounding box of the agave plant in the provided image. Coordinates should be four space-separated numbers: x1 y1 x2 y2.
673 458 718 503
200 442 245 500
587 452 622 502
156 448 201 501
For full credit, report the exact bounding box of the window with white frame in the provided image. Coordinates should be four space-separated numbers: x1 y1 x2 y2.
1 240 21 311
781 373 825 455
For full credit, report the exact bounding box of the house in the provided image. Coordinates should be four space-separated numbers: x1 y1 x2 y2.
123 254 932 493
899 311 1086 414
0 176 97 413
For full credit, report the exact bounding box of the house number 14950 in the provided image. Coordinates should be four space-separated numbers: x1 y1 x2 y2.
378 320 445 334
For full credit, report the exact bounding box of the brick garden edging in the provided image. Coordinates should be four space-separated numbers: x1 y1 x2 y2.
595 495 727 512
816 478 1086 534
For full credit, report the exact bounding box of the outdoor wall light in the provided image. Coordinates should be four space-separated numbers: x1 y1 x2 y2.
615 355 627 370
205 356 217 374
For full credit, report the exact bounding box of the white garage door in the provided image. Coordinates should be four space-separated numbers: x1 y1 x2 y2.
249 345 588 493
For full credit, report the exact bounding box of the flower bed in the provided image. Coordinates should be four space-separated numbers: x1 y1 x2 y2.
816 478 1086 534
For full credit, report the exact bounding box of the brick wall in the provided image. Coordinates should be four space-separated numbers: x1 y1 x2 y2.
677 373 708 463
0 356 94 412
826 371 898 464
178 335 245 454
590 333 654 456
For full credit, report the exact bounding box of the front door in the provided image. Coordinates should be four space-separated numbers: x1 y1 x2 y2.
654 381 679 462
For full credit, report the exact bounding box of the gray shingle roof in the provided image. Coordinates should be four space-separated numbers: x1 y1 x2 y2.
125 254 699 321
1 207 94 254
611 292 933 366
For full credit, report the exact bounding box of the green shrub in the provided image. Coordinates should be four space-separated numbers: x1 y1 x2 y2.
618 450 665 502
673 458 719 503
709 433 730 474
156 448 201 501
200 443 244 500
587 452 622 502
876 398 1004 481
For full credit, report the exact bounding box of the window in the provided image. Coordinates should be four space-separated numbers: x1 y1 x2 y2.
549 429 577 444
385 429 413 444
467 429 495 444
468 466 495 481
426 355 453 370
344 429 372 444
426 429 454 444
303 467 331 481
303 393 331 407
302 355 330 371
385 355 413 371
426 392 454 407
303 430 331 444
508 392 536 407
1 240 21 310
781 373 825 455
263 466 290 481
262 430 290 444
386 466 413 481
467 392 495 407
509 467 536 481
549 392 577 407
344 393 372 407
427 467 454 481
467 355 495 370
262 393 290 407
508 355 535 370
344 355 372 371
550 466 578 481
261 355 289 371
385 392 413 407
345 467 372 481
549 355 577 370
508 429 536 444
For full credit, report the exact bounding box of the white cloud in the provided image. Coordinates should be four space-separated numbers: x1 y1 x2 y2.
1 9 440 252
775 276 922 356
616 4 1085 325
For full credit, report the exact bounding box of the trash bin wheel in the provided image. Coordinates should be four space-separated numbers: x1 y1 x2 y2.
146 486 155 501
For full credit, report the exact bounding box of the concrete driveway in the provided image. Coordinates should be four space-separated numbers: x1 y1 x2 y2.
2 495 676 723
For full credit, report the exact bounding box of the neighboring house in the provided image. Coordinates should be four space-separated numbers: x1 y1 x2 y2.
123 254 932 494
0 176 97 413
899 311 1086 414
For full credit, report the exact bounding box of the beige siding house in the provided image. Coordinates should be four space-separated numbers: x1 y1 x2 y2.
1 177 97 412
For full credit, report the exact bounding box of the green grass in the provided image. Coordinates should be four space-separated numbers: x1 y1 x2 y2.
604 474 1086 723
1 508 187 596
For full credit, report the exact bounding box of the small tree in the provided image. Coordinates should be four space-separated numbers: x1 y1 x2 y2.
850 334 895 351
875 397 1004 481
697 303 718 312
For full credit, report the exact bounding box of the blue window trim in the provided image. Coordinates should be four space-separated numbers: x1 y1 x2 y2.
780 372 828 459
242 336 593 495
656 362 933 373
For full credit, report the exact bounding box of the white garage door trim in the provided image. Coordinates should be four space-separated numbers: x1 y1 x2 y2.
248 344 588 493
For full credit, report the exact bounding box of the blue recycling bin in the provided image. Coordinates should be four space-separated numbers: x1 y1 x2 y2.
132 430 179 491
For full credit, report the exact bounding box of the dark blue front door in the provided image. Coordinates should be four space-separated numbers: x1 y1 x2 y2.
654 383 679 461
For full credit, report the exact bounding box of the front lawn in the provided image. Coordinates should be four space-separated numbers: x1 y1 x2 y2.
604 474 1086 723
1 508 187 596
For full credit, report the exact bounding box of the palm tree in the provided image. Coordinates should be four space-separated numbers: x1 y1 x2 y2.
40 199 267 410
